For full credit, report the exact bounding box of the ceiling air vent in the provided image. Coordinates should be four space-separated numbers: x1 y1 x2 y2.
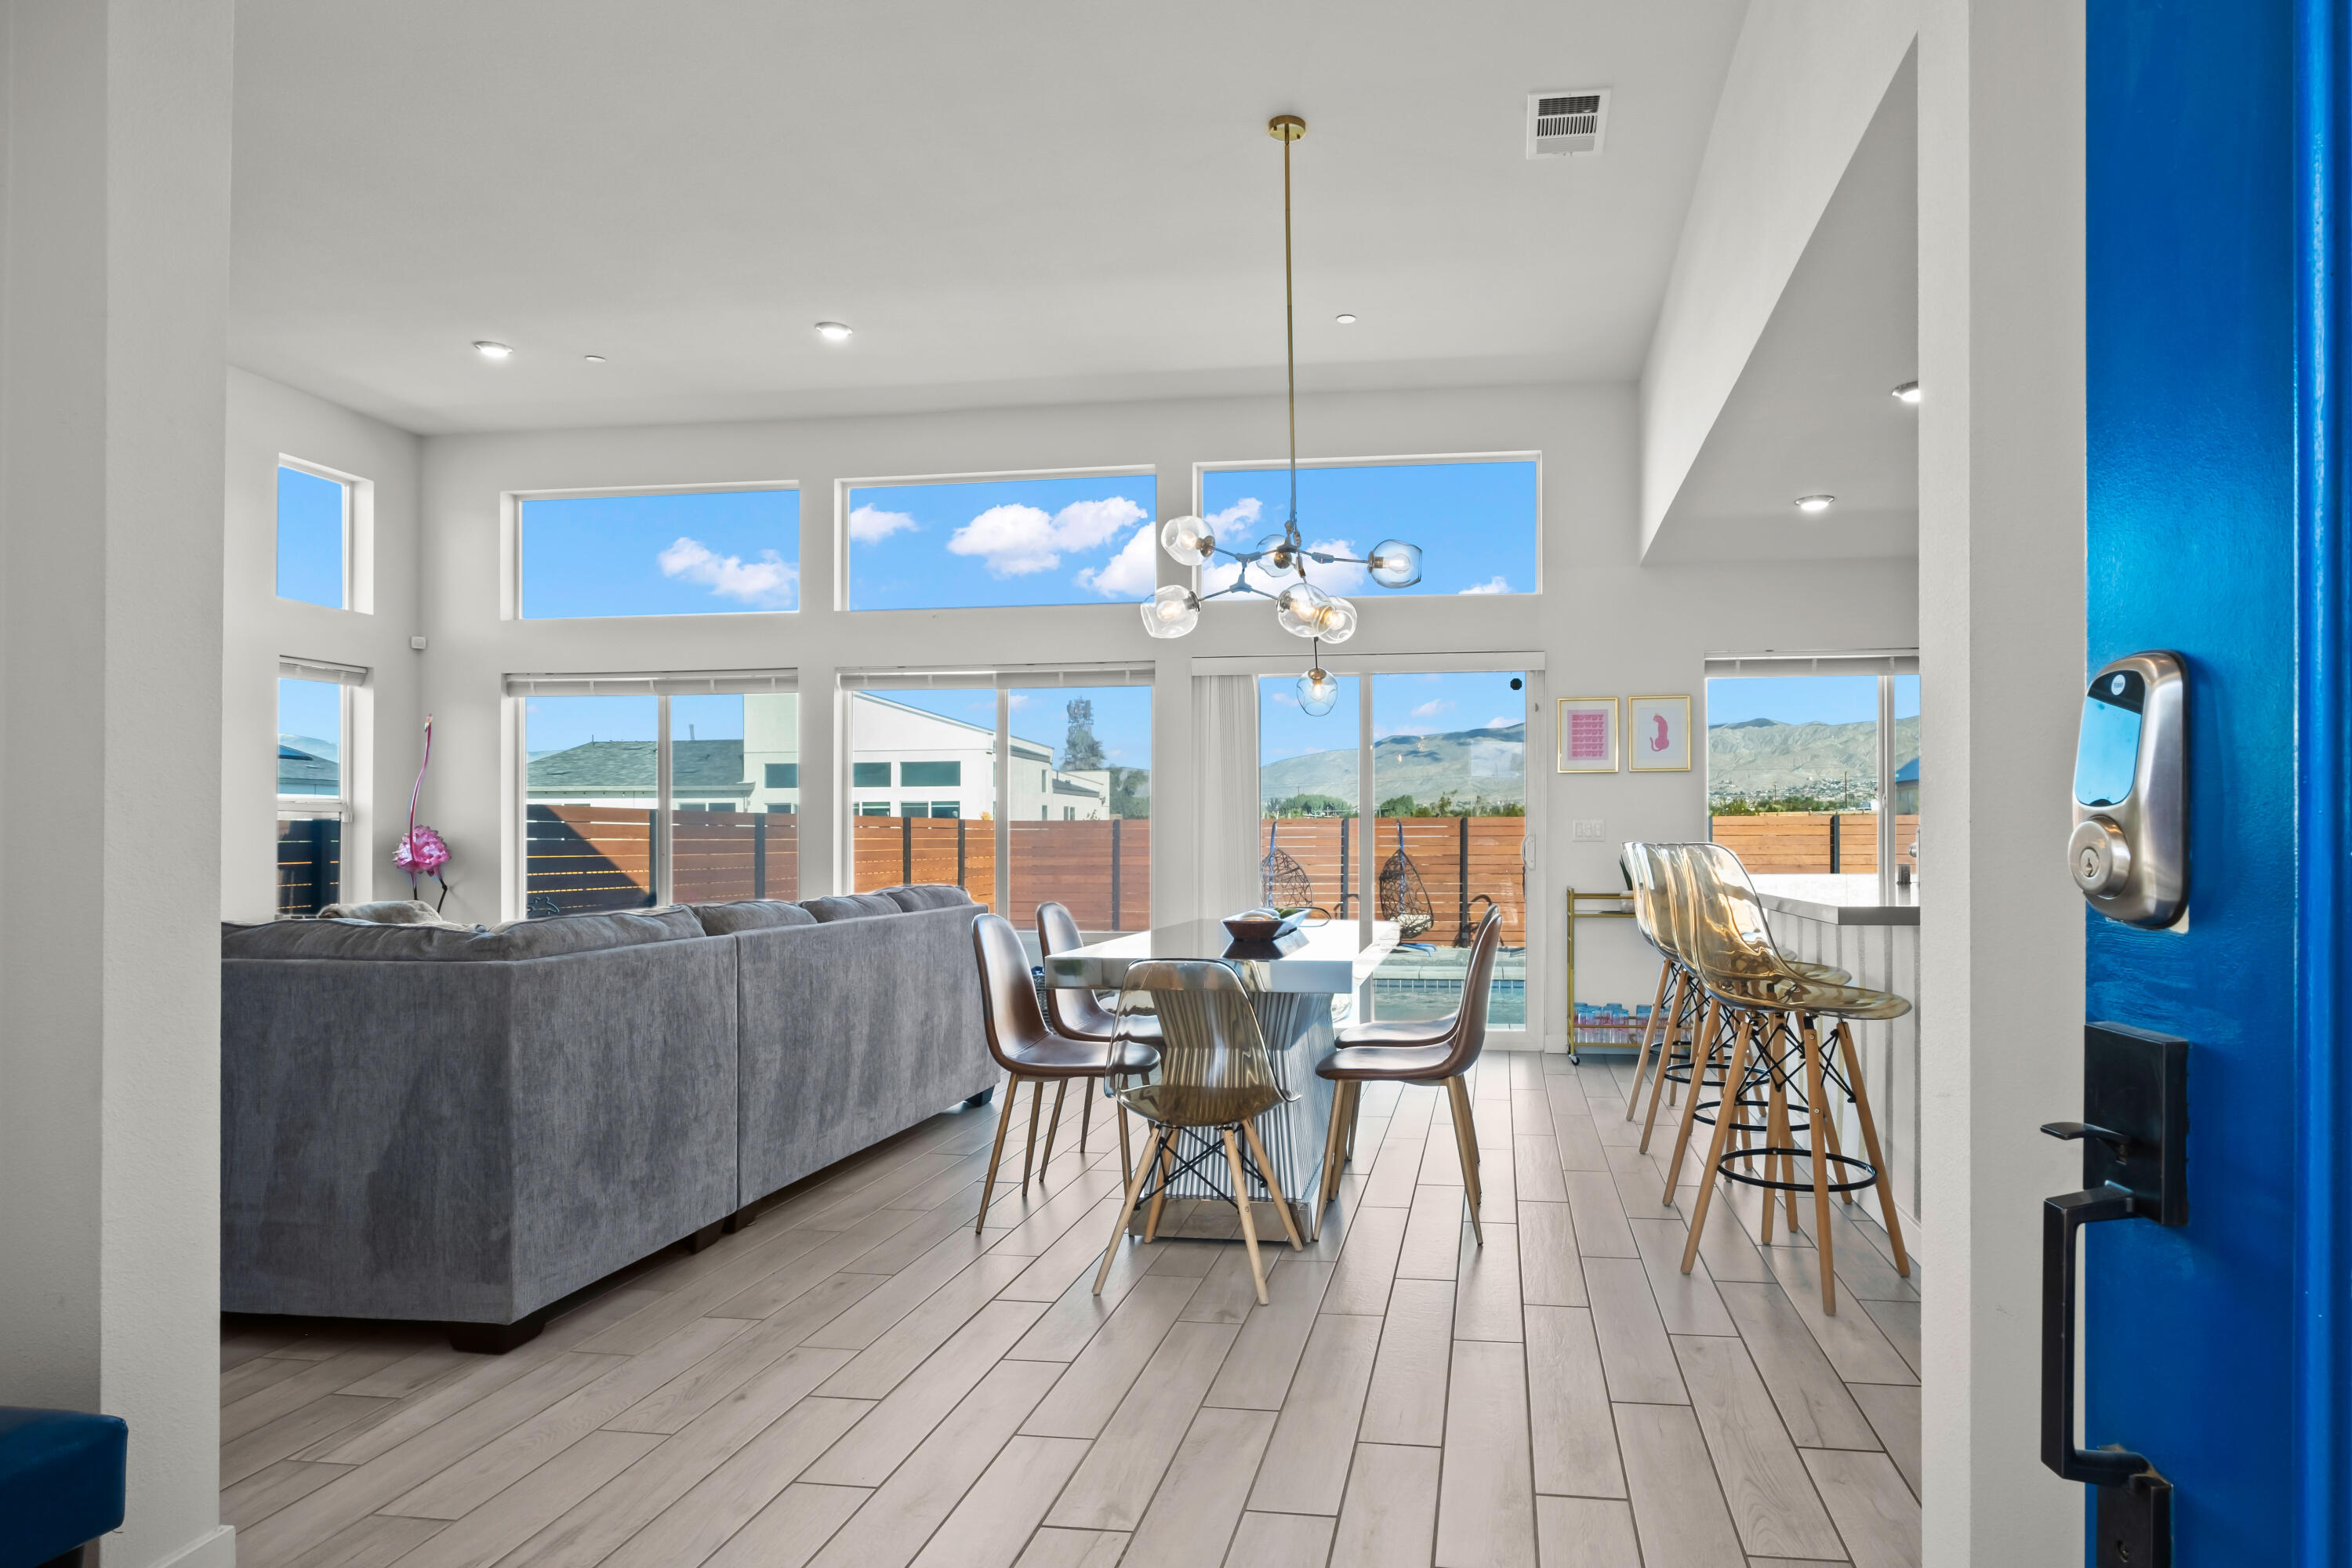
1527 89 1609 158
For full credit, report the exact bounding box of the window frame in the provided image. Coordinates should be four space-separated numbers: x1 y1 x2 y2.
834 464 1157 615
276 664 358 920
275 456 368 613
506 670 799 916
1191 451 1543 601
502 481 802 623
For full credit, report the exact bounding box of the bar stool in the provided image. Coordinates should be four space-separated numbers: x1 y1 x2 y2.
1668 847 1911 1312
1311 905 1504 1243
1621 844 1697 1133
1090 959 1306 1304
970 913 1149 1233
1036 901 1160 1174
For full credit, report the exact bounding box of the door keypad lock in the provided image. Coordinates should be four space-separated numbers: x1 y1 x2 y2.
2071 652 2186 927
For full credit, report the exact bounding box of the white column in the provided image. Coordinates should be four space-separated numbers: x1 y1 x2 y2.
0 2 237 1565
1917 0 2088 1562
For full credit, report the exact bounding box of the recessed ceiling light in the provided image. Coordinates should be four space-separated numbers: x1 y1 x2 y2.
1892 380 1921 404
1795 494 1835 514
815 321 853 342
583 354 607 363
474 340 512 359
1334 313 1358 325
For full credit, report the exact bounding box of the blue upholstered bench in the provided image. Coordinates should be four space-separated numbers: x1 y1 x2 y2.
0 1408 126 1568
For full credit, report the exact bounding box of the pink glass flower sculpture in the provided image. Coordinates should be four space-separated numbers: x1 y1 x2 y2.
394 716 452 907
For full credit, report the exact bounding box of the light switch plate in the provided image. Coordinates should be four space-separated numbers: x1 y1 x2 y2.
1572 818 1604 841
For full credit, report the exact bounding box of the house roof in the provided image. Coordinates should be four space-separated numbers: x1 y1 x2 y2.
528 739 753 794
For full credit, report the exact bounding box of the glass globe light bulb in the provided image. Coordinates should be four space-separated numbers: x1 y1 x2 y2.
1141 585 1200 638
1275 580 1332 638
1255 532 1298 575
1297 666 1341 717
1160 514 1215 566
1367 539 1423 588
1316 595 1359 643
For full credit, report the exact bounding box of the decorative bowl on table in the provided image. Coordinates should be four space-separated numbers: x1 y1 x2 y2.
1221 909 1298 942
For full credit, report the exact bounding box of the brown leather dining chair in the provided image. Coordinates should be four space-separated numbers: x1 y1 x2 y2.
1311 904 1504 1243
1036 901 1160 1175
971 911 1145 1233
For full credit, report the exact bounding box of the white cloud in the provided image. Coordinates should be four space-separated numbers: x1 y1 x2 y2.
1486 715 1519 728
657 535 797 609
1459 575 1512 595
1075 523 1159 599
1007 693 1031 709
947 494 1149 577
848 504 918 543
1410 699 1453 721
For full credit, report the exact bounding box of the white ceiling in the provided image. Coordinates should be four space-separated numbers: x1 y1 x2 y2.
1646 52 1918 564
230 2 1747 434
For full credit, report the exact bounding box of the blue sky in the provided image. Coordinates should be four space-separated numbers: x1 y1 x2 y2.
1260 673 1360 767
1704 673 1922 728
849 475 1160 611
863 687 1152 772
277 466 344 607
522 489 799 618
524 694 656 757
1200 460 1537 599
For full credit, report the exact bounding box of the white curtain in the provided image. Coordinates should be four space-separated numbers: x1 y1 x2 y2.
1192 673 1262 920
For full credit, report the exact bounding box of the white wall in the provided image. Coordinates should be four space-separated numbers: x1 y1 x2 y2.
415 381 1918 1047
1639 0 1920 551
1917 0 2088 1561
0 2 238 1563
222 368 425 922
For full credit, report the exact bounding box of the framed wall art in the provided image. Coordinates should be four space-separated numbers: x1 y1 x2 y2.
1556 697 1620 773
1627 694 1692 771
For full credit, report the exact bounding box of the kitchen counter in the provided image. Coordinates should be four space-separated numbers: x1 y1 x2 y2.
1752 873 1921 927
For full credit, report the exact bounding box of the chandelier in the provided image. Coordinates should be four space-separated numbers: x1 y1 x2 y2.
1140 114 1425 694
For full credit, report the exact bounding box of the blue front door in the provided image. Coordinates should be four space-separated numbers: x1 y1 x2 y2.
2085 1 2349 1561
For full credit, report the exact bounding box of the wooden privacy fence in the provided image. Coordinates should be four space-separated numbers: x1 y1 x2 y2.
276 818 342 917
1708 812 1921 875
526 805 800 916
851 816 1152 931
1260 816 1526 948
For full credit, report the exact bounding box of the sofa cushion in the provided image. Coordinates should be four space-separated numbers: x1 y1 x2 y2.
877 883 977 913
319 898 467 927
690 898 819 936
223 906 703 961
797 892 905 923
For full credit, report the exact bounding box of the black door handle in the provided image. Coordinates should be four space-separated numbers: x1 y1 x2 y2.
2042 1187 2152 1486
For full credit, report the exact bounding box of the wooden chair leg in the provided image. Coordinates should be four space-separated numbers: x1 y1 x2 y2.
1313 1082 1350 1241
1115 1094 1133 1189
1222 1129 1270 1305
1240 1119 1306 1250
1802 1019 1838 1313
1446 1075 1485 1246
1637 971 1691 1151
1096 1124 1168 1294
1624 960 1675 1120
976 1074 1022 1235
1343 1080 1363 1162
1040 1079 1068 1175
1020 1079 1045 1190
1817 1080 1857 1205
1662 1003 1734 1203
1834 1020 1911 1276
1759 1069 1788 1245
1680 1017 1755 1274
1144 1131 1177 1242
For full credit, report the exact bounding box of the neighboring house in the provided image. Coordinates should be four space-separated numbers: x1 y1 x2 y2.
524 691 1119 821
277 734 339 798
1893 755 1919 813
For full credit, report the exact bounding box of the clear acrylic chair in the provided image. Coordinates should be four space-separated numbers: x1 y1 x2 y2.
1621 843 1693 1127
1666 843 1911 1312
1089 958 1305 1305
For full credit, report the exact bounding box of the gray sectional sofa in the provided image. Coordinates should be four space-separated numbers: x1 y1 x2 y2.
221 884 993 1348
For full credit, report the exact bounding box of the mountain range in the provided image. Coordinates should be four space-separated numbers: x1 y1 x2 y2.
1706 715 1920 806
1260 723 1526 811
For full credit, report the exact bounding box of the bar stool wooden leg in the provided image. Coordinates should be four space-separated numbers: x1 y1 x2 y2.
1759 1062 1792 1245
1344 1081 1363 1162
1662 1002 1733 1203
1223 1128 1271 1305
976 1073 1023 1234
1817 1087 1857 1206
1624 960 1675 1120
1638 971 1691 1152
1020 1079 1045 1190
1096 1124 1168 1294
1144 1131 1178 1242
1802 1018 1838 1313
1240 1120 1306 1251
1680 1015 1755 1273
1771 1038 1802 1233
1314 1087 1350 1241
1834 1020 1911 1276
1040 1079 1068 1176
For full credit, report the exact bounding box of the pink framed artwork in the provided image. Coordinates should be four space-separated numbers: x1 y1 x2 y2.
1555 697 1620 773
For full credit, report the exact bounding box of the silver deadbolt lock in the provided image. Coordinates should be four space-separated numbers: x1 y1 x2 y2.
2071 652 2185 927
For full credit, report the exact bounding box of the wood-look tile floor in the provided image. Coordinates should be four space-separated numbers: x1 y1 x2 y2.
220 1054 1922 1568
